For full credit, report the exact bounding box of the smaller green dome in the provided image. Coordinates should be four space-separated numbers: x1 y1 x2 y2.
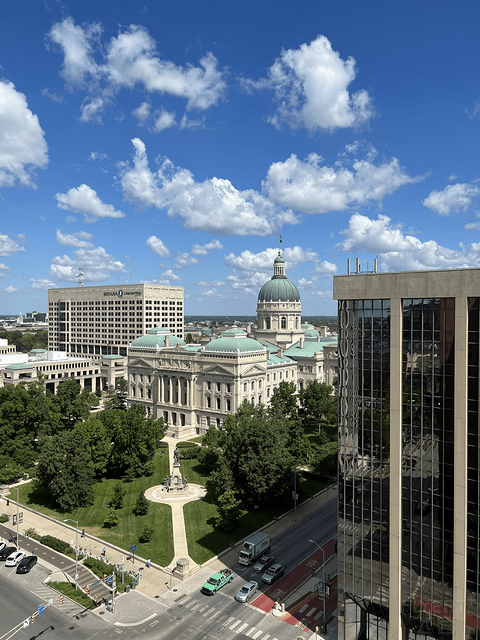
203 329 265 354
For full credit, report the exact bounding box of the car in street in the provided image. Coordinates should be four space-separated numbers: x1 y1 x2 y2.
0 546 17 561
6 551 26 567
201 568 235 595
262 563 285 584
0 542 7 553
235 581 258 603
16 555 37 574
253 555 275 573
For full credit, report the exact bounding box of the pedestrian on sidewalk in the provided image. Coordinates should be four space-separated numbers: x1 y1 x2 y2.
146 558 150 568
102 547 106 556
81 528 85 538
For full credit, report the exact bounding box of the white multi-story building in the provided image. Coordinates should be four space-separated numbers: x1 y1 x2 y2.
48 283 183 359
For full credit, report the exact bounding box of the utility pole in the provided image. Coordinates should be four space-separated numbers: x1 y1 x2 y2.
63 519 79 590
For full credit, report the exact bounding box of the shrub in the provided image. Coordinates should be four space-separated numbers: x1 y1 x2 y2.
139 525 154 543
110 481 126 509
103 508 119 528
84 558 134 593
0 513 9 523
178 446 199 459
133 491 149 516
39 534 75 558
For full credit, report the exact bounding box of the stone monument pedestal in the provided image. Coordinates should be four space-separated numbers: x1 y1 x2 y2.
173 557 191 580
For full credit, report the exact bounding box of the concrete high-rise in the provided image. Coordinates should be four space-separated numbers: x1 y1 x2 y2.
333 268 480 640
48 283 183 358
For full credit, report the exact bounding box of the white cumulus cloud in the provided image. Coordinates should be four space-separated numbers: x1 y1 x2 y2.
56 229 94 248
174 253 199 269
146 236 170 257
119 138 298 235
161 269 180 281
263 144 420 214
192 240 223 255
49 235 127 282
47 17 227 122
55 184 125 222
0 80 48 188
337 213 480 271
422 182 480 215
242 35 373 132
31 278 56 290
154 109 176 132
0 233 26 257
4 285 18 294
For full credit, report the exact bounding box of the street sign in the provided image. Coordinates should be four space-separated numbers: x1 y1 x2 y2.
292 492 298 501
13 514 17 525
23 619 30 628
48 599 53 606
19 512 23 523
38 605 45 615
131 544 136 552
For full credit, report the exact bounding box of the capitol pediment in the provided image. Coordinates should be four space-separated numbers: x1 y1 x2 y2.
203 364 234 376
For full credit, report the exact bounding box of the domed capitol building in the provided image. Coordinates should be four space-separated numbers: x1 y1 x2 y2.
127 252 338 438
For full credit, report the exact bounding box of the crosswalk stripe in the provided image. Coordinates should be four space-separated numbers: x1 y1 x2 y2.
230 620 241 630
299 604 308 613
184 599 195 608
236 623 248 633
252 631 263 639
191 603 201 610
261 635 271 640
203 607 216 617
307 606 317 616
245 627 257 637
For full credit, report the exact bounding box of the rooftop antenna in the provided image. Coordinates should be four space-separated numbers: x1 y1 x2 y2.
76 267 84 287
279 234 283 256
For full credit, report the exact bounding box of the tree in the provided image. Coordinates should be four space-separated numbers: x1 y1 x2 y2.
133 491 149 516
299 381 337 432
268 381 298 419
139 525 154 542
53 379 99 429
106 377 128 411
185 333 195 344
110 481 126 509
75 414 111 477
103 508 119 528
37 430 95 511
109 405 167 477
313 441 338 476
215 490 244 531
207 401 296 509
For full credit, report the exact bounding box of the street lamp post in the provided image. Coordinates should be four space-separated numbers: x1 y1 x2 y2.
308 539 326 633
13 487 19 552
64 519 79 590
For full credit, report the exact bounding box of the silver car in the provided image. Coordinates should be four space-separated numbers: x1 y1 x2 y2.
234 581 258 602
262 563 284 584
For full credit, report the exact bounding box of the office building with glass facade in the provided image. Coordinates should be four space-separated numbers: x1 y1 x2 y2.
333 268 480 640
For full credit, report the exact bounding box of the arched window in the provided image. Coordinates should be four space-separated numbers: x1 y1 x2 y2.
206 396 211 408
147 388 151 399
216 397 221 410
226 399 231 411
281 316 286 329
266 317 271 330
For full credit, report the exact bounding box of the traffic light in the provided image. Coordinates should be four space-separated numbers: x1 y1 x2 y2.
86 585 89 595
326 585 331 597
30 616 35 625
103 574 107 584
59 595 64 605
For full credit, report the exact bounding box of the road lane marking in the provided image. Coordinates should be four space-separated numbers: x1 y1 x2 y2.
230 620 241 630
252 631 263 639
299 604 308 613
307 606 317 616
236 622 248 633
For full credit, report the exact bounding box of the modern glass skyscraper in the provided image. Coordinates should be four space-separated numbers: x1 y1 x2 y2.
333 268 480 640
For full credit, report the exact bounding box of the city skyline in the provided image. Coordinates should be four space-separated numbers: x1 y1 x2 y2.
1 0 480 316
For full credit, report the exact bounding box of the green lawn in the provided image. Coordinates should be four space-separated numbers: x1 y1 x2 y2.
18 450 174 566
180 458 329 564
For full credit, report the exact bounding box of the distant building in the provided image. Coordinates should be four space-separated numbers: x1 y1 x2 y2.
127 252 338 437
48 283 184 358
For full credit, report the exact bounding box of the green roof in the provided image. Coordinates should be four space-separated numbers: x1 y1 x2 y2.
102 355 124 360
4 363 33 369
267 353 294 365
203 329 265 354
130 326 185 349
285 336 338 359
258 278 300 303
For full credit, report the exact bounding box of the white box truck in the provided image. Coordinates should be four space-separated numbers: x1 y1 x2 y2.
238 532 270 566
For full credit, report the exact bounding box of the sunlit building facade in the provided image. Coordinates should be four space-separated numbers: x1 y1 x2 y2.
334 268 480 640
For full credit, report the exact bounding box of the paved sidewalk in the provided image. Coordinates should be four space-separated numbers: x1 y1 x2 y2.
0 451 337 624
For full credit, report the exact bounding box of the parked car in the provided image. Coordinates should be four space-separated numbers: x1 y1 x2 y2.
0 542 7 553
0 546 17 561
6 551 26 567
253 555 275 573
235 581 258 603
16 555 37 574
262 563 285 584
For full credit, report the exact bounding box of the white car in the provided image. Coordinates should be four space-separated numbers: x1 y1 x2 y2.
6 551 26 567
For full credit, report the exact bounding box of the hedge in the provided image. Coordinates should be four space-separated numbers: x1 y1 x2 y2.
84 557 134 593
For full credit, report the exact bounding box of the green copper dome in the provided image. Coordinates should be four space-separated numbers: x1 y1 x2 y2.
203 329 265 354
258 251 300 303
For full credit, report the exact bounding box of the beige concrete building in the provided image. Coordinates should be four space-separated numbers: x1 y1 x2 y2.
333 267 480 640
48 283 184 359
0 339 124 393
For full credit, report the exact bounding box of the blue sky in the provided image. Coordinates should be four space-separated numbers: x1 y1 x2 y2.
1 0 480 316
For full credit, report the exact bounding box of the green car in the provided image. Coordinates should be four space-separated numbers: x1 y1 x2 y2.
201 568 235 595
